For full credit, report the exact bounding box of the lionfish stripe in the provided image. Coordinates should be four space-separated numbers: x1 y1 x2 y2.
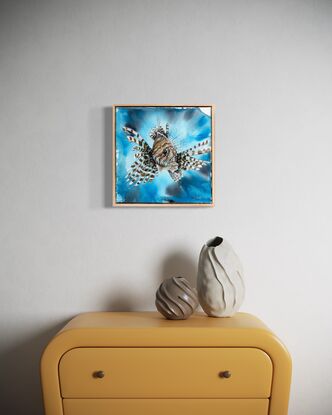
128 136 143 146
183 139 211 156
192 147 211 155
123 127 142 139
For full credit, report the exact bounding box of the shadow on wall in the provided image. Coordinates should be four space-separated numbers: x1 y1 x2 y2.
157 250 198 289
102 287 144 311
88 106 113 209
100 250 199 312
0 320 69 415
0 253 198 415
104 106 113 207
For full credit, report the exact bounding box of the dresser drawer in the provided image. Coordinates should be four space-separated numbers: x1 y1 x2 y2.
63 398 269 415
59 347 272 398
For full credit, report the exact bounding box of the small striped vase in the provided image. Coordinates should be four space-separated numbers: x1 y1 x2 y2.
155 276 198 320
197 236 245 317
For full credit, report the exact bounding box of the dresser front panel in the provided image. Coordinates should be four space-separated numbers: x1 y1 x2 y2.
59 347 272 398
63 398 269 415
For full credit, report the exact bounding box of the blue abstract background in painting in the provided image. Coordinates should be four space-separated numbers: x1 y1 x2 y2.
115 106 213 204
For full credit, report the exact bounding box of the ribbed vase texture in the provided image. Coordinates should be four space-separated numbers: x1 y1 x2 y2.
197 237 245 317
155 276 199 320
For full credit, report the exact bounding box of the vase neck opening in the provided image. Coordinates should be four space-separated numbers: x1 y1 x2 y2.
207 236 223 247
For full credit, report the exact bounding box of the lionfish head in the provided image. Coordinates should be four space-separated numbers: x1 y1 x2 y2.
150 124 178 169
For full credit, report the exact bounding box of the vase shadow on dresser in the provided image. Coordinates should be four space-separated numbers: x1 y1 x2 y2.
0 319 69 415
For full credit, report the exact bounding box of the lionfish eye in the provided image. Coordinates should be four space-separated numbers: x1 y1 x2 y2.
163 149 168 156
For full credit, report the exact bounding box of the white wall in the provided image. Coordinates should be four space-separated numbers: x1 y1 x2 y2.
1 0 331 414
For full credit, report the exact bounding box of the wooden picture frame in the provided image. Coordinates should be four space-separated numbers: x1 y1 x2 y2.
112 105 215 207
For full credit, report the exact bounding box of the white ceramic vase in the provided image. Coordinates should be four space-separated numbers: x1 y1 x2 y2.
197 236 245 317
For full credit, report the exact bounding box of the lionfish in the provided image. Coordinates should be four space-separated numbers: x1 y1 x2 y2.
123 123 211 185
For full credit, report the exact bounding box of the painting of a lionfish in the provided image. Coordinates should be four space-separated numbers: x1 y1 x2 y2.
123 123 211 186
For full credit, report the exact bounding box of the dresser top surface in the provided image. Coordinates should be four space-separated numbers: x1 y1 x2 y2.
42 311 290 365
60 311 270 333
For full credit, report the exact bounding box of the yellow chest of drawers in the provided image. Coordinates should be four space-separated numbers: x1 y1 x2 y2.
41 312 292 415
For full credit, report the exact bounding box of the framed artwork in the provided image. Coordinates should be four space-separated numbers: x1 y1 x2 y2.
113 105 214 206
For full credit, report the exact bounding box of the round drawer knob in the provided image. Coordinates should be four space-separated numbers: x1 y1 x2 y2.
93 370 105 379
219 370 231 379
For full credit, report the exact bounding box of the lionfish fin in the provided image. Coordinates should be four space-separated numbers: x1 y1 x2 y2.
182 139 211 156
149 124 168 141
122 126 151 153
177 153 208 171
123 127 158 186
